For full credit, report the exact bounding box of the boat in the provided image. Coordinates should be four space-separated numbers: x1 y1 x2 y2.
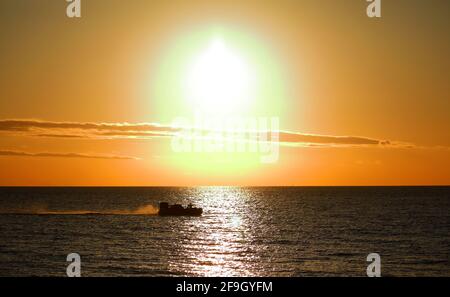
158 202 203 216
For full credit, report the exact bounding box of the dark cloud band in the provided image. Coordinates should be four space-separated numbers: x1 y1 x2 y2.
0 119 395 147
0 150 138 160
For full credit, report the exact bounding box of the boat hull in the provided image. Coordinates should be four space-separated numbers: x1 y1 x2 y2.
158 202 203 216
158 208 203 216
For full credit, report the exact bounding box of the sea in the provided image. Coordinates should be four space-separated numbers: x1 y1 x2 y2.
0 186 448 276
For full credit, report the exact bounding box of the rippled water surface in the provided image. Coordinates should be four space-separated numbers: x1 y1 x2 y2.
0 187 449 276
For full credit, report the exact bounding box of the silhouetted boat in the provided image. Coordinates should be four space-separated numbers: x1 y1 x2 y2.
158 202 203 216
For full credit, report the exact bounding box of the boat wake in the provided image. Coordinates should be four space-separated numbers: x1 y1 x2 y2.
0 204 159 216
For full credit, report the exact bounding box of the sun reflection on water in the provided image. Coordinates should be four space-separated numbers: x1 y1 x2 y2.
166 187 264 276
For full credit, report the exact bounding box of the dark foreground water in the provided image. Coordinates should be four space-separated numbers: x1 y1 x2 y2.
0 187 449 276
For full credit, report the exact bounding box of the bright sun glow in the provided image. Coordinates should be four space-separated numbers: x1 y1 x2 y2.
186 38 254 114
153 29 286 175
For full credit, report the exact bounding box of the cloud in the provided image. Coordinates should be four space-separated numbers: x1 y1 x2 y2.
0 119 176 139
35 134 86 139
0 150 138 160
0 119 175 133
0 119 403 147
279 131 383 146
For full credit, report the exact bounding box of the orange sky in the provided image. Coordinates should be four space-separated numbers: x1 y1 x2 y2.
0 0 449 186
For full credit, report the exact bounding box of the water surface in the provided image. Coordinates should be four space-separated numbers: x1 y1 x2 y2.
0 186 449 276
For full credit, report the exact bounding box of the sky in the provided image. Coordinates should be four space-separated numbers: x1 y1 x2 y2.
0 0 449 186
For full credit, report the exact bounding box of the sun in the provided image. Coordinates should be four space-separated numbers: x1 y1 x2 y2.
151 28 288 176
185 38 255 114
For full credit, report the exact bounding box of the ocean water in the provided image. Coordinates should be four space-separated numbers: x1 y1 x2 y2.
0 186 449 277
